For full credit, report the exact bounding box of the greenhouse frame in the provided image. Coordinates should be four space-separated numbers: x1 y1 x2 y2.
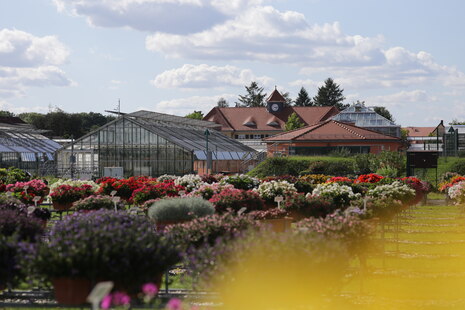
0 117 61 176
332 102 401 138
56 111 257 179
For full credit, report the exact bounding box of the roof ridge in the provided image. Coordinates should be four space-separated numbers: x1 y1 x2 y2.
334 121 365 139
291 120 329 140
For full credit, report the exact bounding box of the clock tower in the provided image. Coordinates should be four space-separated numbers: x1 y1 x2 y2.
266 87 286 113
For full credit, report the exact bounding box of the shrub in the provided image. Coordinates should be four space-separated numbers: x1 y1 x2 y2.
375 166 398 178
174 174 203 192
449 159 465 176
32 210 180 292
249 157 310 177
5 179 49 205
254 180 297 202
370 151 405 177
209 188 264 213
353 153 375 175
148 197 215 222
293 180 314 194
220 174 260 190
367 181 416 204
165 212 259 250
0 210 44 242
299 174 330 184
0 167 30 185
72 195 125 211
312 183 361 208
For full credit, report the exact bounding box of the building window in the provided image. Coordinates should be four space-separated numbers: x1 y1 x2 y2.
238 134 246 139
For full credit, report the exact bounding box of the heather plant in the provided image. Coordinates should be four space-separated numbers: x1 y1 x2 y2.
0 210 44 242
72 195 125 211
165 212 260 251
295 212 374 255
220 174 260 190
32 210 180 293
209 188 264 213
188 183 234 200
148 197 215 222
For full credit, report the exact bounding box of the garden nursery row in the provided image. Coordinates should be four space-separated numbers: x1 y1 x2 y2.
2 168 465 308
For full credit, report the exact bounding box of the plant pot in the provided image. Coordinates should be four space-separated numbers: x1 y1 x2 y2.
52 201 74 211
52 277 92 305
260 217 293 233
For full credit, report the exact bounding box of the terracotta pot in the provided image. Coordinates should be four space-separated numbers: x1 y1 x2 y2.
260 217 293 233
52 277 92 305
52 201 74 211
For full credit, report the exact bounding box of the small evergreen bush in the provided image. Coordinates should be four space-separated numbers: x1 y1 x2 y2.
148 197 215 222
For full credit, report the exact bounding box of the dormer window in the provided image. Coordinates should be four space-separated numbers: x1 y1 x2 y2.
244 121 256 126
267 121 279 127
243 116 256 127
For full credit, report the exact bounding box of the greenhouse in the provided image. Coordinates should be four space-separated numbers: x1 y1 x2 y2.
332 102 401 137
0 117 61 176
56 111 257 179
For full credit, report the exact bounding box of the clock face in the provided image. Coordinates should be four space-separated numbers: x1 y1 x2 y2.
271 103 279 111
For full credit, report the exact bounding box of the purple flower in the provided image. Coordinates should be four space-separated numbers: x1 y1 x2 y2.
100 294 112 309
166 298 183 310
142 282 158 297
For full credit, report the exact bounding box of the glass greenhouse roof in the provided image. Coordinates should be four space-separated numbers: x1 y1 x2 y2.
0 127 61 156
332 103 399 127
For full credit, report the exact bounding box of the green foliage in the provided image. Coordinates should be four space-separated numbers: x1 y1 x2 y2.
449 119 465 125
449 159 465 175
312 78 348 110
18 110 115 138
185 110 204 120
148 197 215 222
353 153 374 175
281 91 293 107
0 111 15 117
376 166 399 178
371 151 406 177
217 97 229 107
0 167 30 184
284 112 305 131
236 81 267 107
373 106 394 122
249 156 355 178
294 87 313 107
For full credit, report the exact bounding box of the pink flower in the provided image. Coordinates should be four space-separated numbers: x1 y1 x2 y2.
166 298 183 310
100 294 112 309
112 292 131 306
142 282 158 297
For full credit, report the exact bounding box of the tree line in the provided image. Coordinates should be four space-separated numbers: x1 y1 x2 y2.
0 109 115 139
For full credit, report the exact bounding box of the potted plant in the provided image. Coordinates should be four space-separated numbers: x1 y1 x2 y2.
174 174 203 192
49 184 96 210
254 180 297 208
5 179 49 205
367 181 415 209
147 197 215 230
219 174 260 190
209 188 264 213
283 193 335 220
72 195 125 211
130 181 184 205
249 208 292 233
32 210 180 305
311 183 361 209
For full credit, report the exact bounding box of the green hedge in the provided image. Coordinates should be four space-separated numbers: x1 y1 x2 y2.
248 156 355 178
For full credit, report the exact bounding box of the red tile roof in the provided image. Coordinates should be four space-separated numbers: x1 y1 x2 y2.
264 120 401 142
266 89 286 102
403 127 436 137
204 106 339 132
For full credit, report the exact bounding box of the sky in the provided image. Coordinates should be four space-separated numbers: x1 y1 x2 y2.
1 0 465 127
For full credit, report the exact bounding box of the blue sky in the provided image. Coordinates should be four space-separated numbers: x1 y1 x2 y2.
1 0 465 126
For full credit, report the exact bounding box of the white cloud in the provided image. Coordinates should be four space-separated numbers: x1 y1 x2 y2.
152 64 273 89
0 100 48 114
146 6 384 65
0 29 69 67
53 0 263 34
154 93 236 115
0 29 72 99
367 90 437 107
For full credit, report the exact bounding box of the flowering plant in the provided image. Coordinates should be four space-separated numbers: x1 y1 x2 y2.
364 196 404 221
367 181 415 204
448 181 465 204
49 184 96 204
50 179 99 192
201 174 224 184
0 209 44 242
261 175 298 184
220 174 260 190
188 182 234 200
355 173 384 184
165 212 259 250
174 174 203 192
327 176 353 184
98 176 154 200
72 195 125 211
249 208 288 220
438 175 465 193
254 180 297 202
32 210 180 293
311 183 361 208
130 181 184 205
209 188 264 213
298 174 330 184
157 174 177 182
284 193 336 218
6 179 49 205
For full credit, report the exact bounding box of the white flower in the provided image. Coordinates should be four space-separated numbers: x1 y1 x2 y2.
49 179 99 192
255 180 297 200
